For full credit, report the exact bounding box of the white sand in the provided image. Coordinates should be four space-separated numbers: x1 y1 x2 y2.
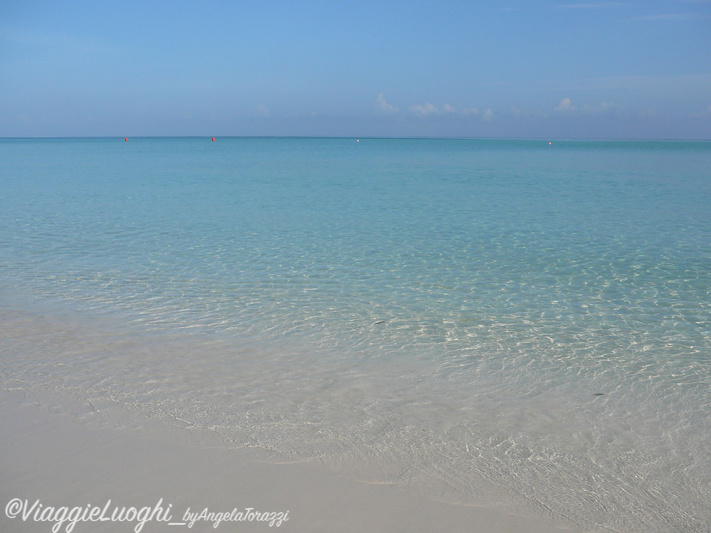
0 391 583 533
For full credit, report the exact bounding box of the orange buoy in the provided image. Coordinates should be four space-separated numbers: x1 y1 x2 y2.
212 137 215 141
124 138 128 141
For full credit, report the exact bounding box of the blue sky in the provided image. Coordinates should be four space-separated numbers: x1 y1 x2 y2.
1 1 710 139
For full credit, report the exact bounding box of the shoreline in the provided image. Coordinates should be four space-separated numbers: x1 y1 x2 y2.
0 392 580 533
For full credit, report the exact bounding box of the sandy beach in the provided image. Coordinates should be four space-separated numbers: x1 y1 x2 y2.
1 390 581 533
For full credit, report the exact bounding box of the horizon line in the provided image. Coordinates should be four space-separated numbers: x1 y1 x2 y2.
2 135 710 143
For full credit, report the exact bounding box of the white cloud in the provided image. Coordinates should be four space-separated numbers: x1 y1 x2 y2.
555 98 576 112
386 99 489 119
554 99 617 114
409 102 440 116
376 94 399 115
408 102 464 116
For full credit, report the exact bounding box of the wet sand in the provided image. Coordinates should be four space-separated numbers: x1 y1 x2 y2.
0 392 579 533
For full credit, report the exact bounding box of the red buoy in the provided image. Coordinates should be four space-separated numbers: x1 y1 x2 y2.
211 137 216 141
124 138 128 141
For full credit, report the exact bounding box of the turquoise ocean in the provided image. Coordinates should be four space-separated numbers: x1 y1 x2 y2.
1 138 710 531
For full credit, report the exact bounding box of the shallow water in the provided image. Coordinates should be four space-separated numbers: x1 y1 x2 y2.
1 137 710 531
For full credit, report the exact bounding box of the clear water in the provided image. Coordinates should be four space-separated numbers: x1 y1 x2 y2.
1 137 710 531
